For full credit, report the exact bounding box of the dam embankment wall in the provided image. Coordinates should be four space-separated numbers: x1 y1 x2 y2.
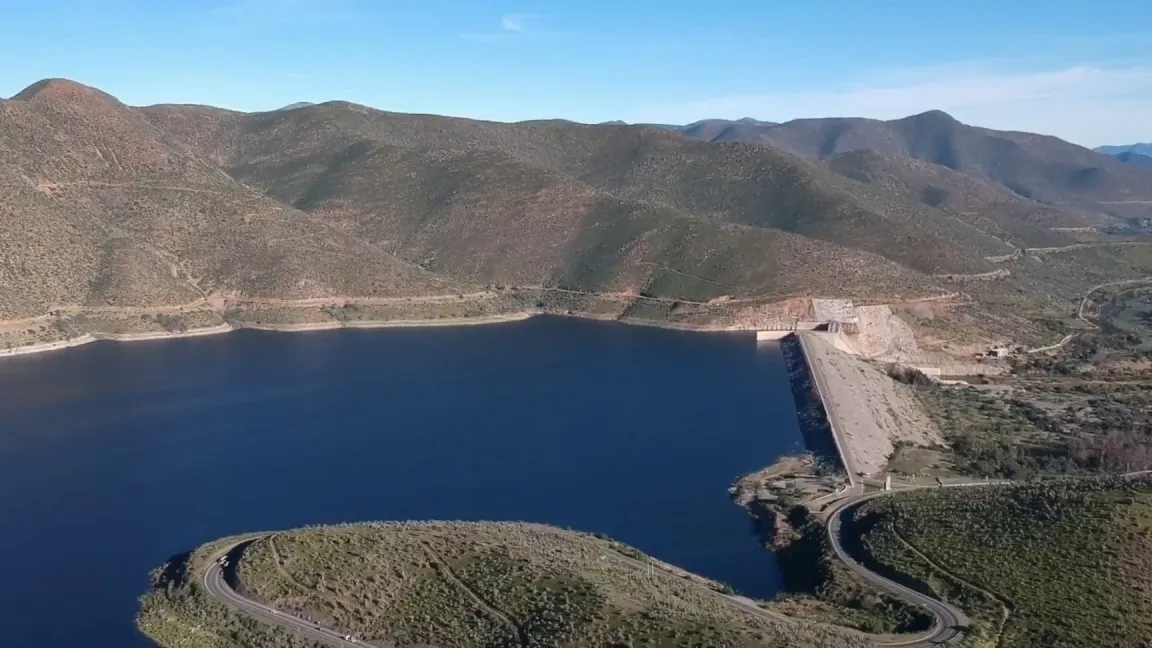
776 333 852 482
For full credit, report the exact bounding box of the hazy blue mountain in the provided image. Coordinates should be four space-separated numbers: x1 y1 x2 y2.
1096 143 1152 157
1108 151 1152 168
608 118 780 142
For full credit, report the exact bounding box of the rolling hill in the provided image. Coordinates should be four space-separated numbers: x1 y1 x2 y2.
822 150 1085 248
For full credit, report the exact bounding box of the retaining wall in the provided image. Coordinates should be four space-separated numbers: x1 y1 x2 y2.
756 330 793 341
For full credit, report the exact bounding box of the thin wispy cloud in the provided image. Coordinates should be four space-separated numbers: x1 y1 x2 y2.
464 13 541 43
631 62 1152 147
500 14 533 33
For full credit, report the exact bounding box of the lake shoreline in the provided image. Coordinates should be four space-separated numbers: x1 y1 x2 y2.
0 315 797 647
0 311 751 359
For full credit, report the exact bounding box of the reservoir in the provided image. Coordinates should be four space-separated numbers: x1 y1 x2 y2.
0 317 806 648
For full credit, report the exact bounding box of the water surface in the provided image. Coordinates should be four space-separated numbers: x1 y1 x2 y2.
0 317 803 647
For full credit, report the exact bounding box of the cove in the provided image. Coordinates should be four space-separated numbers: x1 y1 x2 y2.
0 316 806 648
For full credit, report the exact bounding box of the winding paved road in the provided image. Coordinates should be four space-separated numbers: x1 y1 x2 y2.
825 491 969 647
199 534 796 646
200 521 967 648
202 538 359 648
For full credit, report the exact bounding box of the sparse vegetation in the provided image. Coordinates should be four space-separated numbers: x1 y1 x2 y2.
761 506 934 636
913 285 1152 478
886 364 935 386
728 456 934 636
854 476 1152 647
137 538 322 648
139 523 870 648
915 379 1152 478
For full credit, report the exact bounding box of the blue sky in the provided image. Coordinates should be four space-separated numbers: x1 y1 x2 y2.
2 0 1150 146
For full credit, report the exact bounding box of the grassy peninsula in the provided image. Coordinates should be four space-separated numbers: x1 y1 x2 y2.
138 522 868 648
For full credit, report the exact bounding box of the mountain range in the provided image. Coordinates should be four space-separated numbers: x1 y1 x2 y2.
1096 142 1152 157
2 78 1151 352
651 118 781 143
1103 150 1152 168
665 113 1152 210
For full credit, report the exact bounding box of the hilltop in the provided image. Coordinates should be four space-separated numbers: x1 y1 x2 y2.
138 522 868 648
670 118 781 143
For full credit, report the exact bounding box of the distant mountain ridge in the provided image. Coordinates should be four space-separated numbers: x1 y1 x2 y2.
1110 151 1152 168
1096 142 1152 157
656 111 1152 220
605 118 780 143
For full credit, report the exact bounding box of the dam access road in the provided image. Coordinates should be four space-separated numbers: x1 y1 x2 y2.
203 538 363 646
200 526 966 648
825 490 969 646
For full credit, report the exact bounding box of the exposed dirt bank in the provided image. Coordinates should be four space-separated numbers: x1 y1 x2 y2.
0 309 754 359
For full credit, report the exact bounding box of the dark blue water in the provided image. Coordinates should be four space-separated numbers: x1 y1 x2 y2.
0 317 803 647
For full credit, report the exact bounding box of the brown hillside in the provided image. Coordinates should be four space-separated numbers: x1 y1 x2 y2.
0 80 458 319
824 150 1086 248
146 107 942 299
143 100 1007 282
6 78 1141 346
